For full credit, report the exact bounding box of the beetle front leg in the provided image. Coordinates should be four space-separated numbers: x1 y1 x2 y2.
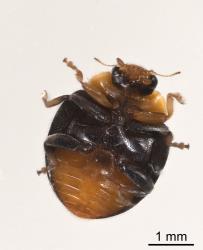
41 90 69 108
166 92 185 119
132 111 167 124
132 92 185 124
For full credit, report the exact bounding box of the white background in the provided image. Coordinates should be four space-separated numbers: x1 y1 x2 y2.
0 0 202 249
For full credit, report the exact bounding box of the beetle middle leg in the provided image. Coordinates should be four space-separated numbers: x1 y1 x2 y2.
37 166 47 175
42 90 69 108
165 133 189 150
170 142 189 149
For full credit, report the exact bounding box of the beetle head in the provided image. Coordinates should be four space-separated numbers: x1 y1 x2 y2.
112 58 159 95
94 57 181 96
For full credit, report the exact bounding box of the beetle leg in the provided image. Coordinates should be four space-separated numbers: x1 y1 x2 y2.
81 79 121 109
98 82 121 109
44 133 93 153
132 111 167 124
165 133 189 150
37 167 47 175
63 58 120 109
63 58 110 107
170 142 190 150
165 92 185 119
63 58 87 88
118 160 154 196
131 92 185 124
81 84 114 109
42 90 69 108
70 92 111 123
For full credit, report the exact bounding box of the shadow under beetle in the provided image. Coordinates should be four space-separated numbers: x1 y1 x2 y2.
38 57 189 219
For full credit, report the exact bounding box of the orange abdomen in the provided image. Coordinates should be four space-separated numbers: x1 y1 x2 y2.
48 148 136 219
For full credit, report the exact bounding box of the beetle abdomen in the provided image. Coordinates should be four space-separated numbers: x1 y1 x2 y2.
47 148 136 218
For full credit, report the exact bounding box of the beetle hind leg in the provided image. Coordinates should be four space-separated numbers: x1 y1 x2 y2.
170 141 190 150
44 133 94 153
118 160 155 199
37 166 47 175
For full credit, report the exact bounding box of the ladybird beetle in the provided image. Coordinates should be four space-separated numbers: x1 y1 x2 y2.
38 57 189 219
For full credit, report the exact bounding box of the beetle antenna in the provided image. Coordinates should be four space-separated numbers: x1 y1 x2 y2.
116 58 125 66
94 57 115 67
150 70 181 77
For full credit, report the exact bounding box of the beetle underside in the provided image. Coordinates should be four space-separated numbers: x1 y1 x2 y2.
41 58 188 219
44 90 172 219
47 148 136 218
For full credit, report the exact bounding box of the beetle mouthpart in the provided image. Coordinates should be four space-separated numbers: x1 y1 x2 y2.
94 57 115 67
150 70 181 77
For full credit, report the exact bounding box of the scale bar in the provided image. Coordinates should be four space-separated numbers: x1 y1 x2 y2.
148 243 194 246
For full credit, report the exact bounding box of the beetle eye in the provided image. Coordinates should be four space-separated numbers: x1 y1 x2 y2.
150 75 158 87
112 67 129 88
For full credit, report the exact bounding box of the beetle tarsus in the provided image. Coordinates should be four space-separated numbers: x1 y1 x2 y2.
170 142 190 150
37 167 47 175
63 57 85 87
41 90 69 108
168 92 186 105
41 89 48 104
